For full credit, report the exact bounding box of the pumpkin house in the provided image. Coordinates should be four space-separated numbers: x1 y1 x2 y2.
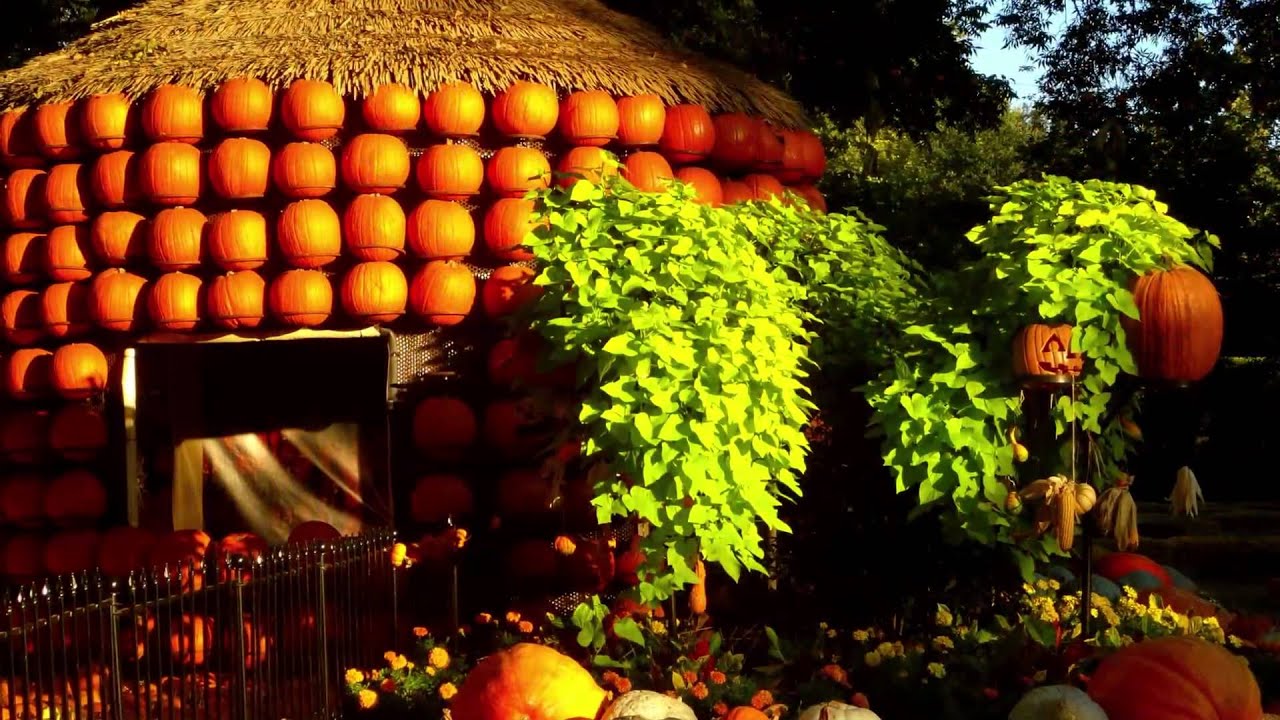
0 0 823 612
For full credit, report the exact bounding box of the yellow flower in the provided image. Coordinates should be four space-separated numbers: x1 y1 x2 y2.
926 662 946 679
932 636 954 653
934 606 953 628
406 662 415 670
345 669 365 685
1032 670 1047 683
875 642 895 658
1122 586 1138 600
649 620 667 636
851 629 870 643
390 654 408 671
863 650 882 668
428 647 450 669
426 666 437 676
819 622 829 630
439 682 458 701
357 689 378 710
1228 635 1244 648
826 628 837 638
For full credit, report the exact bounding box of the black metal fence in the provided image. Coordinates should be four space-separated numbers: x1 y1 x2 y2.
0 531 397 720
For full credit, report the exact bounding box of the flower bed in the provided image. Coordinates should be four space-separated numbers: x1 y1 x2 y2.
343 579 1279 719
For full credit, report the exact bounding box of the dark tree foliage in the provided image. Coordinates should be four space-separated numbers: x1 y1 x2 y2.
1 1 135 70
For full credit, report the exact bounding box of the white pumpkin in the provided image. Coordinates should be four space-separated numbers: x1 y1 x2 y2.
797 701 882 720
601 690 698 720
1009 685 1108 720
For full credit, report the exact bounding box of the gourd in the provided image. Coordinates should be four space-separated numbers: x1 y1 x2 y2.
1009 685 1107 720
449 643 607 720
600 690 697 720
1088 636 1262 720
796 702 882 720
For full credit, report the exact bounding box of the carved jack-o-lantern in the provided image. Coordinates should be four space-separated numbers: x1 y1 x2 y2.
1012 324 1084 379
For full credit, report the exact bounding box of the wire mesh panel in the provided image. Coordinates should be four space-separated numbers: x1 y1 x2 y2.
0 530 396 720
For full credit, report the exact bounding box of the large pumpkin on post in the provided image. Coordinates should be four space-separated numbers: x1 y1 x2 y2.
488 147 551 198
361 83 421 134
148 207 207 271
42 281 94 338
280 79 345 142
273 142 337 199
44 224 94 282
341 133 411 194
90 150 141 208
51 343 109 399
268 270 332 328
622 152 673 193
492 82 560 139
44 163 93 224
1012 324 1084 380
411 396 477 461
148 272 204 331
141 85 204 143
207 271 266 330
483 199 539 262
344 194 406 261
450 643 607 720
138 142 203 206
211 77 273 134
408 200 474 259
1122 265 1224 383
91 211 147 266
340 261 407 324
209 210 268 271
659 104 716 165
277 199 341 268
559 91 619 146
482 265 540 319
417 144 484 201
208 138 271 199
33 102 82 161
3 168 48 230
409 261 475 326
90 269 148 332
424 82 485 138
617 95 665 147
1087 636 1262 720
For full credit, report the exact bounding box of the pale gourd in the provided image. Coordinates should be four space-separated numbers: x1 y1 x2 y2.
1009 685 1108 720
797 701 882 720
601 690 698 720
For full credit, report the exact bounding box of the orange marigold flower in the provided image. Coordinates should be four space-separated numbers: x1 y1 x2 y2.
615 677 632 693
357 689 378 710
505 611 521 623
602 671 620 684
850 692 870 709
821 664 849 686
476 612 494 624
709 670 726 685
412 626 429 638
664 690 678 698
691 683 709 700
379 678 396 693
518 620 534 633
682 671 698 685
439 682 458 701
554 535 577 555
390 654 408 671
428 647 450 669
750 690 774 709
390 543 407 567
712 702 729 717
383 651 397 665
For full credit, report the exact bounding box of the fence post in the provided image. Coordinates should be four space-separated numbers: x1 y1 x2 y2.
232 559 250 720
104 578 125 720
316 546 332 719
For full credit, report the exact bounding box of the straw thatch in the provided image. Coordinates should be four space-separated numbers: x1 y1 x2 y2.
0 0 808 126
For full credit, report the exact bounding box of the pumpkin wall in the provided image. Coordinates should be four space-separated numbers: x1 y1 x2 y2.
0 80 827 602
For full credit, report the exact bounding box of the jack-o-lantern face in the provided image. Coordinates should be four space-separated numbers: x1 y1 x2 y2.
1012 324 1084 379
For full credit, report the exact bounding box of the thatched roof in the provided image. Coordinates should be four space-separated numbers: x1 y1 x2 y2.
0 0 807 127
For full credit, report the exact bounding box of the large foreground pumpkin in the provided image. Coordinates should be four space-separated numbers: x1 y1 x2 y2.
451 643 607 720
1087 636 1262 720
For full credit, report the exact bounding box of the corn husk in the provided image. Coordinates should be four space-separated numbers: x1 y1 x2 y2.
1053 484 1079 551
1170 466 1205 518
1097 475 1139 550
1018 475 1081 550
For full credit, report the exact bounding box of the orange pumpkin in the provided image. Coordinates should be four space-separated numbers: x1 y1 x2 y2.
80 93 137 150
660 104 716 165
0 109 41 169
1 289 44 345
344 194 406 261
416 144 484 200
753 122 785 172
278 199 341 268
492 82 560 138
789 184 827 213
710 113 759 171
559 91 619 146
340 261 408 324
483 198 540 262
4 347 53 400
725 707 770 720
44 529 101 575
341 133 411 194
41 281 94 338
268 269 332 327
48 404 108 462
793 129 827 181
43 162 93 224
556 146 617 188
89 150 141 209
487 334 576 389
674 167 724 206
1123 265 1224 383
0 413 50 466
142 85 204 143
89 269 148 332
482 264 539 319
148 206 207 271
3 168 48 230
149 530 211 591
424 82 486 137
272 142 337 199
504 539 559 580
211 77 274 134
407 200 475 259
288 520 341 546
449 644 608 720
208 210 268 271
362 84 421 133
44 224 94 281
33 102 82 160
45 469 107 526
1087 636 1262 720
411 396 477 461
3 231 45 285
51 342 109 399
408 261 475 326
409 474 475 523
209 138 271 199
776 130 809 184
485 399 549 459
148 272 203 331
90 211 147 265
487 147 551 198
621 151 673 193
207 270 266 330
98 526 157 578
1012 324 1084 379
617 95 665 147
497 467 553 516
2 533 45 577
138 142 203 206
280 80 345 142
742 173 784 201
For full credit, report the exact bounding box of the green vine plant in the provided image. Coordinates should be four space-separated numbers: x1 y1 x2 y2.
864 176 1219 576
